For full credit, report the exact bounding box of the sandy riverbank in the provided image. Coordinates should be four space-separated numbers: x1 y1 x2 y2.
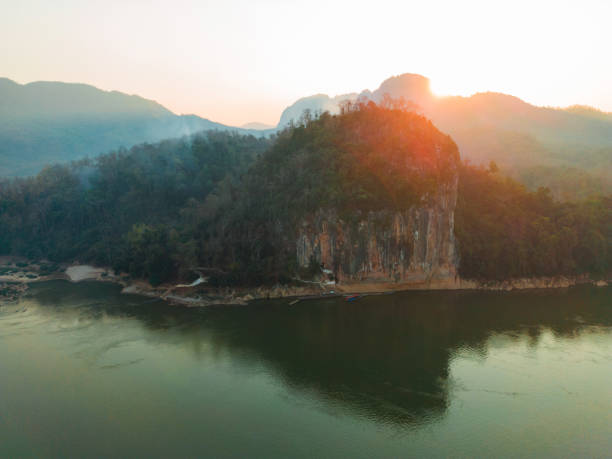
65 265 110 282
1 257 609 307
334 275 609 293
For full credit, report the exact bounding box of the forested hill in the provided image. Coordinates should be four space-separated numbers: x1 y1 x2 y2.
0 105 609 287
0 78 271 176
202 103 610 285
0 131 272 283
199 103 460 286
456 164 611 280
278 74 612 200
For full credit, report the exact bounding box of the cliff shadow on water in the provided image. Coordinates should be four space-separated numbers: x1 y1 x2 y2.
15 280 612 428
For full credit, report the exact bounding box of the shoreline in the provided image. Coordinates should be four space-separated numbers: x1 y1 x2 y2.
0 257 609 307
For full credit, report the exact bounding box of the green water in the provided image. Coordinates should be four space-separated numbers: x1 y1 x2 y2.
1 281 611 458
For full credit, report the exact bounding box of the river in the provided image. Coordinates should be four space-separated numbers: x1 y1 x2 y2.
1 281 611 457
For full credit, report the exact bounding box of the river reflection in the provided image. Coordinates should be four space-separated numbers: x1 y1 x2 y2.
1 281 611 457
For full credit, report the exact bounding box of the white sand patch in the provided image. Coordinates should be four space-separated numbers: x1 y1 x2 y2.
176 277 207 288
65 265 106 282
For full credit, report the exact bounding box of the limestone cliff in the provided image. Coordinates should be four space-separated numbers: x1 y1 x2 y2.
296 179 458 285
212 104 463 288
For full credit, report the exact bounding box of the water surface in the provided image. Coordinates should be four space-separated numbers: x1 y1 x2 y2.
1 281 611 457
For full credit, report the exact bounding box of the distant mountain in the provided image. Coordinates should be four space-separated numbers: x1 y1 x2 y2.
0 78 266 176
240 122 275 130
278 74 612 198
277 93 359 128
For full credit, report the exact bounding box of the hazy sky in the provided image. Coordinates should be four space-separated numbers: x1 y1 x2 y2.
2 0 611 126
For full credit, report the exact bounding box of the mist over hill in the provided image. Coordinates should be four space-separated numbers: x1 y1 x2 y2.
3 73 611 200
277 93 359 127
0 78 269 176
240 122 275 130
278 74 612 199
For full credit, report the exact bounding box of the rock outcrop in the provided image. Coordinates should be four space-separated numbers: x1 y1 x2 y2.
296 179 458 286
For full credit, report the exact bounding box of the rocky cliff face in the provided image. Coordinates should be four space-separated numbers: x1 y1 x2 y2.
296 178 459 285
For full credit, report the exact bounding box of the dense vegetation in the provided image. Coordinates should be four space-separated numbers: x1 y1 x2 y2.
0 131 271 284
0 104 609 286
245 103 458 215
198 102 460 285
456 163 611 280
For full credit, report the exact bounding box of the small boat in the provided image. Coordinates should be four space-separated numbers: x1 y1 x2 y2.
289 299 300 306
345 294 360 302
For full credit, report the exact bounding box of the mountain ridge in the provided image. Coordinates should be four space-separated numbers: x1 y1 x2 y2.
0 78 269 176
2 74 611 199
277 73 612 199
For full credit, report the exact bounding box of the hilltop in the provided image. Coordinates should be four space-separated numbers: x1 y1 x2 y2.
278 74 612 199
